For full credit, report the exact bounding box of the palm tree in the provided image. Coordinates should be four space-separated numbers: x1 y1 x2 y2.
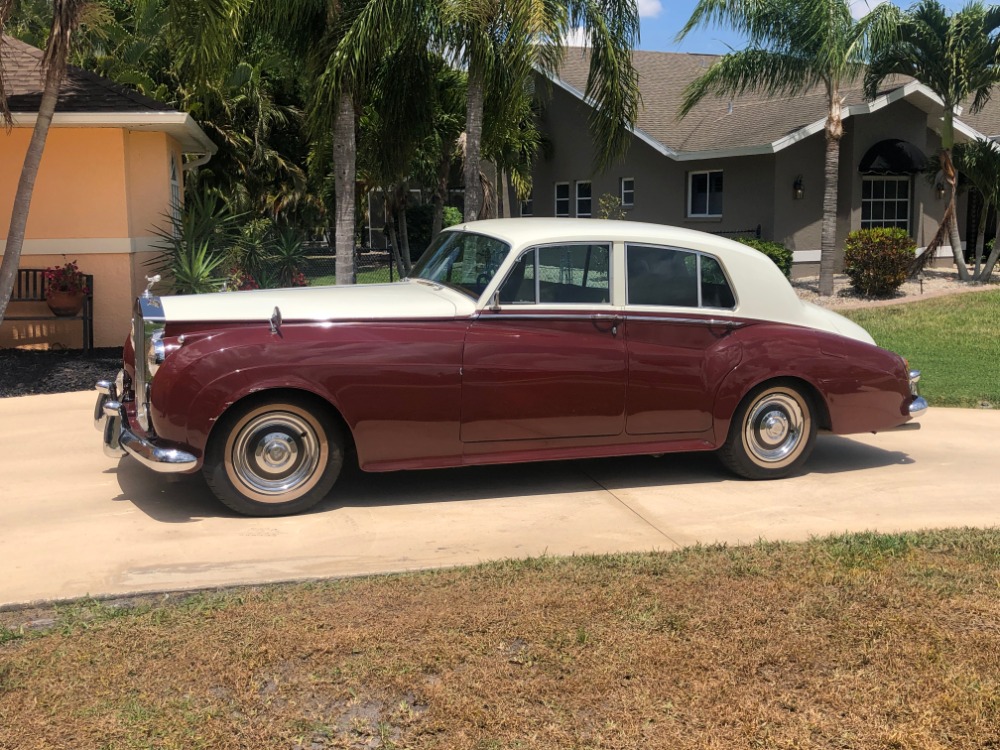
866 0 1000 283
677 0 898 296
0 0 93 326
954 138 1000 280
440 0 641 221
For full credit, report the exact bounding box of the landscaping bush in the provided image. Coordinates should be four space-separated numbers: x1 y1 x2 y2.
843 228 916 298
736 237 793 278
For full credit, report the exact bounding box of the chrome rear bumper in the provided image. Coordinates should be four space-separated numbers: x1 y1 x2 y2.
95 374 197 473
908 369 928 418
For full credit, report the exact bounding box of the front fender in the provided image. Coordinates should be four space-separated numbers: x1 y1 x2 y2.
148 325 344 456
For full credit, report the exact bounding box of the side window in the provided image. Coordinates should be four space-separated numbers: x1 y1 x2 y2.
626 245 735 309
500 244 610 304
555 183 570 217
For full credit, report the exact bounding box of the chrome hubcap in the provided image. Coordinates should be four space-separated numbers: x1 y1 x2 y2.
745 393 804 464
231 412 320 497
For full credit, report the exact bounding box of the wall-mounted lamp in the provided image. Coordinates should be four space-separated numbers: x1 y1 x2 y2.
793 175 804 200
935 182 946 200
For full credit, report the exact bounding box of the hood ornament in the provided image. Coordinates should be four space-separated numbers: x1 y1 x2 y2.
269 306 282 336
142 274 161 299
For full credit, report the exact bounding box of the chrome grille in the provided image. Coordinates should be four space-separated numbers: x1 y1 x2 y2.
133 296 166 433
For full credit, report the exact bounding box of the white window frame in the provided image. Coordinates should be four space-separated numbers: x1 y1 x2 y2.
169 154 182 225
687 170 723 218
554 182 570 217
576 180 592 218
860 175 911 233
621 177 635 207
520 196 534 217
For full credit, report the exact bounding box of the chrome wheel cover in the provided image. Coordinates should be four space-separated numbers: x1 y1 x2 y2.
225 407 326 503
743 391 806 466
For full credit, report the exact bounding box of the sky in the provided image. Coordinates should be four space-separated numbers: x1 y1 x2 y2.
632 0 970 54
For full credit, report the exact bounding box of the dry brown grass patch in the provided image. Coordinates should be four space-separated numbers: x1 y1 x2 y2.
1 529 999 749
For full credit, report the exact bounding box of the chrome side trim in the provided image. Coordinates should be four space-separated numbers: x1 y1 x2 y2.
626 315 743 327
476 312 742 327
888 422 922 431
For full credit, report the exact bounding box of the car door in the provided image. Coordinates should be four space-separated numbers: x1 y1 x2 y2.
624 243 743 436
460 242 627 443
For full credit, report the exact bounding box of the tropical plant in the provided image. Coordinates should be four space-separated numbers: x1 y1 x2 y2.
843 227 916 297
865 0 1000 283
677 0 898 296
0 0 98 327
438 0 641 221
952 139 1000 281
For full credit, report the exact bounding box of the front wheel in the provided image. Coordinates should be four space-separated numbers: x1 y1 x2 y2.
718 382 817 480
203 398 344 516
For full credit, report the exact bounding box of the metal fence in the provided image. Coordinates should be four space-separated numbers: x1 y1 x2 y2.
300 247 399 285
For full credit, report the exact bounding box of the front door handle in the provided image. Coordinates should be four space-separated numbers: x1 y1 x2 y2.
591 314 622 336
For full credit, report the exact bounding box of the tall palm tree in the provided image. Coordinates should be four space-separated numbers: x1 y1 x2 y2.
0 0 93 326
440 0 641 221
677 0 898 296
866 0 1000 282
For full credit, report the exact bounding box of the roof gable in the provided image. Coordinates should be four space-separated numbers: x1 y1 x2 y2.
551 48 988 158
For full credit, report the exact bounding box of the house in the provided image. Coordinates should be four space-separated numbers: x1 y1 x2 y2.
0 36 216 349
524 49 1000 274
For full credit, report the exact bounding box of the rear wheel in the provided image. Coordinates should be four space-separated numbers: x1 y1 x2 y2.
719 382 816 479
203 398 343 516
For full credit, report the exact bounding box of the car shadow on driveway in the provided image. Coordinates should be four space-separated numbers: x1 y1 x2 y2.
106 433 913 523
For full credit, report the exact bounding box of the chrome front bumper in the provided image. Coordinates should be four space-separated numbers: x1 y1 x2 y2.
95 374 197 473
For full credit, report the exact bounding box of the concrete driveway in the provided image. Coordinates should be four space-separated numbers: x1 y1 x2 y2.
1 390 997 607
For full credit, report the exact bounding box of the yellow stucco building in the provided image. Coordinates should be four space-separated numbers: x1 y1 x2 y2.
1 36 215 348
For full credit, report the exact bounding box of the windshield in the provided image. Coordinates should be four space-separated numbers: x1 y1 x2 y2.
410 230 511 298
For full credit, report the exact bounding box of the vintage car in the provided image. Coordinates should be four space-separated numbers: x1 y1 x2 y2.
95 218 925 516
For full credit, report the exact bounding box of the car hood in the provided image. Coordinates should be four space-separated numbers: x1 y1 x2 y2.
798 301 875 345
157 280 477 323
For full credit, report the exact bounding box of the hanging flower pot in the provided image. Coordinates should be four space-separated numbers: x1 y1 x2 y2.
43 259 89 317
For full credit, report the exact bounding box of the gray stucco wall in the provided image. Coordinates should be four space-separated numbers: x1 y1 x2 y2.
525 80 959 270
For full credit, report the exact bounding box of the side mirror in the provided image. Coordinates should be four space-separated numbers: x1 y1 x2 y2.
489 290 501 312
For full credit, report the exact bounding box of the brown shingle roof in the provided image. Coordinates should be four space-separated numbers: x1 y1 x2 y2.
555 49 915 153
1 35 174 113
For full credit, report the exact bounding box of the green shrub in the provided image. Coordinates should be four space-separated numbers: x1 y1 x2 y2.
736 237 793 278
843 228 916 298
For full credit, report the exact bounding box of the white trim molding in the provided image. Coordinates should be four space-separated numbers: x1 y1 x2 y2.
8 111 217 156
0 237 162 256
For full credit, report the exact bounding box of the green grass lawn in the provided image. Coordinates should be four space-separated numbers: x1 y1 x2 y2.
843 289 1000 408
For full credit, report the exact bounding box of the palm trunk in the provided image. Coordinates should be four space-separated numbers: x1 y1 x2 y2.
499 169 511 219
463 68 485 222
980 212 1000 281
973 199 987 278
396 194 411 273
333 95 356 285
0 67 63 324
430 144 451 246
818 131 840 297
939 118 970 281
